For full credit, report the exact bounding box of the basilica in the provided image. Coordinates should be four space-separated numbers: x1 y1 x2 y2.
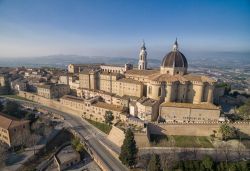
77 40 221 123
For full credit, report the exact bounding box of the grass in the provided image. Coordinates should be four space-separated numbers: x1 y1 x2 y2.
150 134 213 148
85 118 112 134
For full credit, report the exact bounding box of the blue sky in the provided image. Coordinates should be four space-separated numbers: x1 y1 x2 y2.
0 0 249 58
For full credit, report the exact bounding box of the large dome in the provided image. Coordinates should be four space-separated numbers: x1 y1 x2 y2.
161 50 188 68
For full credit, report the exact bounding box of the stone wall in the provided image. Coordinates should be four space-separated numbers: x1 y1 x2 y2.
107 126 125 147
148 122 250 138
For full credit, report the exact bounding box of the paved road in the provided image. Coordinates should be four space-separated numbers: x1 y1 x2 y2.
5 98 128 171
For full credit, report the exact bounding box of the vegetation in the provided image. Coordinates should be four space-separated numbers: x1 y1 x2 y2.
21 129 73 171
150 134 213 148
85 118 112 134
72 137 85 152
0 94 32 101
219 124 236 141
0 101 3 112
119 128 138 168
172 157 250 171
2 100 24 118
0 142 8 168
104 110 114 125
238 100 250 120
147 154 162 171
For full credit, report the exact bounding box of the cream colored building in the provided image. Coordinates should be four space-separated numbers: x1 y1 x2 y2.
0 112 30 146
129 97 160 121
79 71 143 98
75 40 221 122
0 75 6 87
68 64 101 74
37 84 70 99
60 95 127 122
160 102 220 123
100 63 133 74
54 145 80 171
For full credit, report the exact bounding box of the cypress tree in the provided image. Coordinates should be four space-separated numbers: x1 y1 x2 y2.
147 154 162 171
119 128 138 168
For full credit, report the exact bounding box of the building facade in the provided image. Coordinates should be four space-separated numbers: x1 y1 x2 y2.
37 84 70 99
0 113 30 146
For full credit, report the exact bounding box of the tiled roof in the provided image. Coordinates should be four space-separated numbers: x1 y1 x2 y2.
125 69 159 76
0 112 29 130
92 102 124 112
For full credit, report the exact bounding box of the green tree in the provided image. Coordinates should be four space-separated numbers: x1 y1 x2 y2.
72 137 85 152
238 100 250 120
202 155 214 171
104 110 114 125
147 154 162 171
119 128 138 168
219 124 235 141
3 100 23 118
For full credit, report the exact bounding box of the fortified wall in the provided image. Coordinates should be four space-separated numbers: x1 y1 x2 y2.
148 122 250 138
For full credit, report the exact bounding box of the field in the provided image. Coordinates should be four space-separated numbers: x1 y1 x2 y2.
85 119 112 134
150 134 213 148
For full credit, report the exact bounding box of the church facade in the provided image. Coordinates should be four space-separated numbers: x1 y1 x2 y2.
78 40 221 122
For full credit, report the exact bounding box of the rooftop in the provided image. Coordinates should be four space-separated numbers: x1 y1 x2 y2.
56 145 79 164
160 102 220 110
61 95 84 103
0 112 29 130
125 69 159 76
92 102 124 112
137 97 158 106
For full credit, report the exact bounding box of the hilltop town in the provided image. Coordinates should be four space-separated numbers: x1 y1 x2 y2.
0 41 250 171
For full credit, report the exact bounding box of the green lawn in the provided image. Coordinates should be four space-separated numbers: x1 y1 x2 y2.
150 134 213 148
85 119 112 134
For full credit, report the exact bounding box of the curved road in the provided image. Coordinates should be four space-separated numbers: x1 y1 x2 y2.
4 97 128 171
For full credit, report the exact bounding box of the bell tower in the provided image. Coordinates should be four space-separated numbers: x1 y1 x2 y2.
138 41 147 70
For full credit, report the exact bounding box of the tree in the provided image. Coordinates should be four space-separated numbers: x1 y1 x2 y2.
119 128 138 168
3 100 22 118
238 100 250 120
0 142 8 168
219 123 235 141
202 155 214 171
0 101 3 112
147 154 162 171
104 111 114 125
72 137 85 152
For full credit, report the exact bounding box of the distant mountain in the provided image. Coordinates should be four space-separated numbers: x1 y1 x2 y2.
0 52 249 69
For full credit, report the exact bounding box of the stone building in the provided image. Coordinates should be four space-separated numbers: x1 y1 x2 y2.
129 97 160 121
0 75 6 87
0 112 30 146
54 145 80 170
68 63 101 74
159 102 220 123
74 40 221 122
60 95 127 122
138 41 147 70
100 64 133 74
79 71 143 98
37 84 70 99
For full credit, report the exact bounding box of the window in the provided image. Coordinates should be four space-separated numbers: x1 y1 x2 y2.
158 87 161 97
148 86 152 94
